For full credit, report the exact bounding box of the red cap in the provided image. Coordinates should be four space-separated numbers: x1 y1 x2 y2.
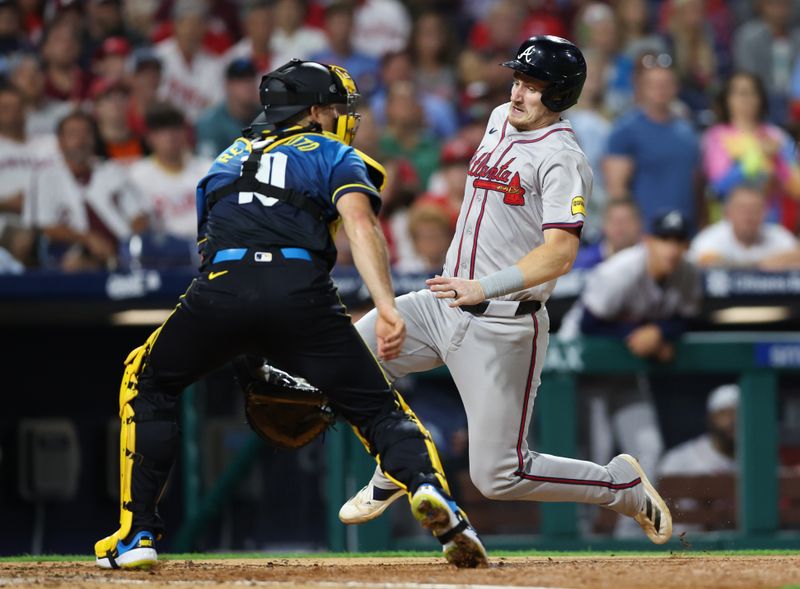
90 76 129 100
440 138 475 166
95 36 131 60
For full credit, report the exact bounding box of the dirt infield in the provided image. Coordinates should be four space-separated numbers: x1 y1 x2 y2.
1 555 799 589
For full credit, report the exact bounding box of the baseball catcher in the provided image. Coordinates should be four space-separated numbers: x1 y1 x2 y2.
94 59 487 570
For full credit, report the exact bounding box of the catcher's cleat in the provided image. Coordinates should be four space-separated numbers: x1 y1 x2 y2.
339 481 404 524
618 454 673 545
410 484 488 568
95 530 158 570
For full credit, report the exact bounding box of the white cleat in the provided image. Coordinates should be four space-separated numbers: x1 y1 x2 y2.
618 454 673 545
410 484 488 568
338 481 404 524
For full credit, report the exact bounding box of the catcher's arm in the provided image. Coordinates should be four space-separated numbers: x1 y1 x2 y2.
336 191 405 360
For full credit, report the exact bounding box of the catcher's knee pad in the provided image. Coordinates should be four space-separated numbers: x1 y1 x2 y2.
95 328 178 560
356 391 449 495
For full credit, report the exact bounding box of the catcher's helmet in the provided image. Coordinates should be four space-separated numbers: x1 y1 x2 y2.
501 35 587 112
257 59 361 144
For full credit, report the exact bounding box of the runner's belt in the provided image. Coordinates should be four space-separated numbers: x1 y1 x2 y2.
461 300 541 316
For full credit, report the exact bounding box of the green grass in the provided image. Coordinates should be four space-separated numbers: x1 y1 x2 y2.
1 549 798 563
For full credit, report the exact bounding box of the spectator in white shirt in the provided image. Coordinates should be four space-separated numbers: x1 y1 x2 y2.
130 102 211 244
223 0 275 78
657 383 739 534
0 84 56 266
658 384 739 477
155 0 224 122
8 53 72 136
353 0 412 59
690 184 800 270
24 110 148 271
269 0 327 67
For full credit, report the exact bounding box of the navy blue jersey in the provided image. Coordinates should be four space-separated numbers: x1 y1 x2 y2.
196 130 382 267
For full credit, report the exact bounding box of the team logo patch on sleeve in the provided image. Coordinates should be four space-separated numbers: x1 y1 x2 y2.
571 196 586 216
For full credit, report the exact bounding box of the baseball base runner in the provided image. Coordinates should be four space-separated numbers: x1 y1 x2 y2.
339 35 672 545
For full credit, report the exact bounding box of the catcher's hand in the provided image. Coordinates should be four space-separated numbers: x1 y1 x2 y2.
234 356 336 450
375 304 405 360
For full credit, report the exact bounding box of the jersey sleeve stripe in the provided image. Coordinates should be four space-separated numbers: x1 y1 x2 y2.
542 221 584 231
331 183 379 203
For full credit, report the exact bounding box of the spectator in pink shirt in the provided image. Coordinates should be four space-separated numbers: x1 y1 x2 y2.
702 72 800 232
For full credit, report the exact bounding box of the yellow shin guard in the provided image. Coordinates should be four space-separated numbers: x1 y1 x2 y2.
94 328 162 560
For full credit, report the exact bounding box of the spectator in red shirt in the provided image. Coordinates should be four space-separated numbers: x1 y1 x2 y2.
417 138 474 228
83 0 134 62
126 48 162 139
19 0 44 44
91 77 146 163
41 16 91 102
467 0 524 55
521 0 568 39
91 35 130 83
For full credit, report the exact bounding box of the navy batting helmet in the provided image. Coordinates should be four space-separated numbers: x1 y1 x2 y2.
257 59 361 143
501 36 587 112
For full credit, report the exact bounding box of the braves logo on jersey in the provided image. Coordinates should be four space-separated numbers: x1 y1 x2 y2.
468 152 526 207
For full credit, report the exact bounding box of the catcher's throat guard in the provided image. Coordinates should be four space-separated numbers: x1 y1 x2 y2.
235 357 336 450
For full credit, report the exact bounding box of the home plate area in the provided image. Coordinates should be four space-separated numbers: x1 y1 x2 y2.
1 555 798 589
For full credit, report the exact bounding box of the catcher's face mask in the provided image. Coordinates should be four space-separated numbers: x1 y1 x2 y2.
328 64 361 145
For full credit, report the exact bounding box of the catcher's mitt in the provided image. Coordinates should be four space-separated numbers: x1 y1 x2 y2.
234 356 336 450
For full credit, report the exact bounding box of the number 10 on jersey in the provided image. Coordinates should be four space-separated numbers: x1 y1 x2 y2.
239 152 288 207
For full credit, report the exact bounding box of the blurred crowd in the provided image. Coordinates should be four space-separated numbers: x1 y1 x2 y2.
2 0 799 540
0 0 800 276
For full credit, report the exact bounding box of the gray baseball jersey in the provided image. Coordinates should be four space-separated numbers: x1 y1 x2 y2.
583 243 700 323
445 103 592 303
357 104 646 518
559 243 701 340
